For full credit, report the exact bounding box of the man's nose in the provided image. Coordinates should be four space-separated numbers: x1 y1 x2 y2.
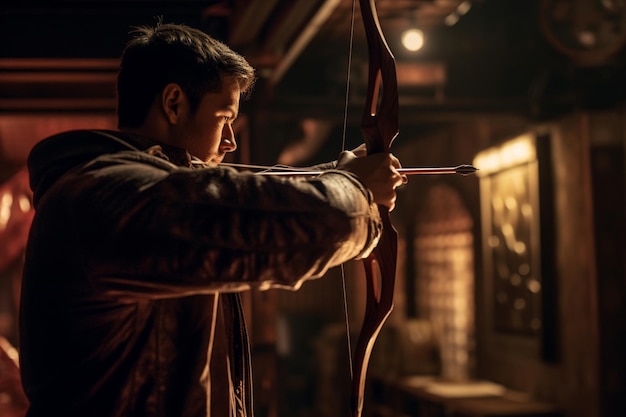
220 125 237 153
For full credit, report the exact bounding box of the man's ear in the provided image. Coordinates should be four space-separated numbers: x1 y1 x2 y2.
161 83 186 124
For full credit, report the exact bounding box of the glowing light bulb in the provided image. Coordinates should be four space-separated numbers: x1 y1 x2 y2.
401 28 424 52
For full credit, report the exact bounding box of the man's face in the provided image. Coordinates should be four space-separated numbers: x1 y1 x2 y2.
178 75 241 164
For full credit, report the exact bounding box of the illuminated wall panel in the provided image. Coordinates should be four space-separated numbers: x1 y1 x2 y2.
474 132 557 360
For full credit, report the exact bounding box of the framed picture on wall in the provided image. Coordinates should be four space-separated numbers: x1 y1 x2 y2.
474 132 557 362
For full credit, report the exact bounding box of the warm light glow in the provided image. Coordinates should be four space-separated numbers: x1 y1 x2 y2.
457 1 472 15
473 133 537 176
444 13 460 26
401 28 424 52
0 193 12 229
445 1 472 26
19 195 31 212
500 138 534 167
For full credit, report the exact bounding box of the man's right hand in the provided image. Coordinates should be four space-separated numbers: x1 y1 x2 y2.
336 150 407 211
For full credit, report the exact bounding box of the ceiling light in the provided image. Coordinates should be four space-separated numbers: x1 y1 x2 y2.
401 28 425 52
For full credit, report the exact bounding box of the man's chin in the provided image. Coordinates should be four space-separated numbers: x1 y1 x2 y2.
206 157 223 167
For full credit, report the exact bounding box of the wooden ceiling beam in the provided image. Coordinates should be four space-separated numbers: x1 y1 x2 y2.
263 0 321 54
268 0 342 86
0 58 118 111
228 0 281 48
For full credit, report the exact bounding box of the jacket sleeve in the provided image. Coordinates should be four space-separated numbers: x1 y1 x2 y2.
57 151 382 297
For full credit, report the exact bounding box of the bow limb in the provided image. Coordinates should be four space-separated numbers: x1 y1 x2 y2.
350 1 399 417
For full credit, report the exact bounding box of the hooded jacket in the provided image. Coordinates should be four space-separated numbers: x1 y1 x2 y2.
19 129 382 417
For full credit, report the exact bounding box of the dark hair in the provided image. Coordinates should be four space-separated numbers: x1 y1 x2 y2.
117 22 256 128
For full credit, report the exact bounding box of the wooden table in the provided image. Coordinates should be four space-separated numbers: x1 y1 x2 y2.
367 376 562 417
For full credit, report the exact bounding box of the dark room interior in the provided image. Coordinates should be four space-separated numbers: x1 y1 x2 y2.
1 1 625 416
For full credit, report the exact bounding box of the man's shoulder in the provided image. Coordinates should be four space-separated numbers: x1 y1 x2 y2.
36 129 138 152
28 129 144 173
27 130 149 204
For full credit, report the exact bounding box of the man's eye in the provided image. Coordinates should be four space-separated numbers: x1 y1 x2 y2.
222 116 230 122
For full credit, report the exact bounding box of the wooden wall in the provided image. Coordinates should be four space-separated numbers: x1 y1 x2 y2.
383 108 626 417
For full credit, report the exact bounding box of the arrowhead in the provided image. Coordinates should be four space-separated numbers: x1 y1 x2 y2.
456 164 478 176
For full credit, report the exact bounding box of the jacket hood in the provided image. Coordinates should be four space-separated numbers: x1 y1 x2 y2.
28 130 137 208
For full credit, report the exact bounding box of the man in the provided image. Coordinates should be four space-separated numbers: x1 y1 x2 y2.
19 22 405 417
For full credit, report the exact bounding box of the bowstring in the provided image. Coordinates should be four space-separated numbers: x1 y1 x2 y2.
341 0 357 381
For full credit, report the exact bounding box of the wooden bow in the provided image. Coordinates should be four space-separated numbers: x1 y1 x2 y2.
350 1 399 416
